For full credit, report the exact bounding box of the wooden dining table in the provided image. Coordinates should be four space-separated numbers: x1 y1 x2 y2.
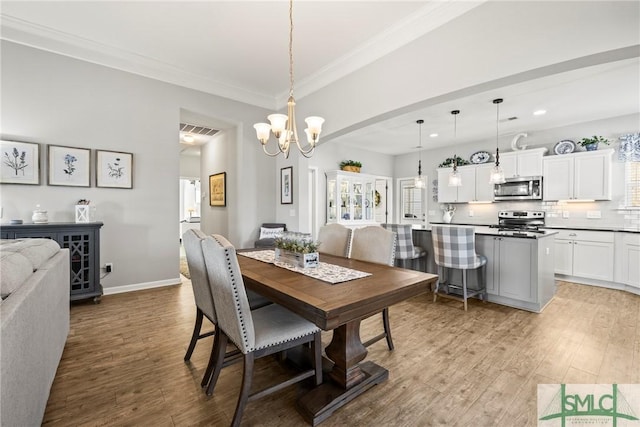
237 250 438 426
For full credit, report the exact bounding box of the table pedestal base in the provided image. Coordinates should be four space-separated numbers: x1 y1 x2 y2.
296 361 388 426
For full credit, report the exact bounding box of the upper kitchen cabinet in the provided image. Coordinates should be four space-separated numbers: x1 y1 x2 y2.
500 148 548 179
326 170 377 226
543 149 613 201
437 165 493 203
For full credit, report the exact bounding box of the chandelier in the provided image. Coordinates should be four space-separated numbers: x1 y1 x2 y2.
415 119 426 189
489 98 506 184
253 0 324 159
448 110 462 187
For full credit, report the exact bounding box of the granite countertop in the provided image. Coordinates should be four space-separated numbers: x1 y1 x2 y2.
412 224 557 239
419 222 640 234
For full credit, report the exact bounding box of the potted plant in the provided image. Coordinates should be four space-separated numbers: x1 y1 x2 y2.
339 160 362 173
438 156 470 168
274 232 320 268
578 135 609 151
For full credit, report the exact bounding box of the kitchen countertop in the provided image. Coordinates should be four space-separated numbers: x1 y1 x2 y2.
412 224 557 239
420 222 640 234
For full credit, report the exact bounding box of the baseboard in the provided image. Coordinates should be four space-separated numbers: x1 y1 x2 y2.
103 278 182 295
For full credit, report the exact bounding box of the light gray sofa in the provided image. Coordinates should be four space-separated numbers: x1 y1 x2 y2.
0 239 70 427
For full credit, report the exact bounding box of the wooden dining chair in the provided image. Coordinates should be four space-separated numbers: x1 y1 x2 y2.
431 225 487 311
317 223 352 257
201 234 322 427
350 225 397 350
182 229 271 393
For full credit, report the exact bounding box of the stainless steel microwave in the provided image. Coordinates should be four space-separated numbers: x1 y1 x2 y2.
494 176 542 201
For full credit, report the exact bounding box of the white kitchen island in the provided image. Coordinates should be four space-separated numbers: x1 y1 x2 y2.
413 225 557 313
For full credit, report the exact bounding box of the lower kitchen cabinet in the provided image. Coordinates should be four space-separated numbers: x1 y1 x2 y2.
615 232 640 291
552 229 614 282
476 234 556 312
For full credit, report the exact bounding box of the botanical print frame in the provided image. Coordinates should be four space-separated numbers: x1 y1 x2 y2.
281 166 293 204
96 150 133 189
0 140 40 185
209 172 226 206
48 145 91 187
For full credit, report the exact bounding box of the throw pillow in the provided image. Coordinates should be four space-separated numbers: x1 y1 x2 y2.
259 227 284 240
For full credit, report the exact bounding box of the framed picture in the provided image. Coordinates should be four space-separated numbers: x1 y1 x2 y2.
281 166 293 204
48 145 91 187
209 172 226 206
96 150 133 189
1 140 40 185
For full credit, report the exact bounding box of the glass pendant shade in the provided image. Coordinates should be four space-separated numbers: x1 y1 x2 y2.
489 98 506 184
415 175 426 189
448 110 462 187
448 168 462 186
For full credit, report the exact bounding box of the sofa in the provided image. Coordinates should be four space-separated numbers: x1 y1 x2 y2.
0 239 70 427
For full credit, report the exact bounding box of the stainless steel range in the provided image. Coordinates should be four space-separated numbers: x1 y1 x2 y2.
490 210 546 235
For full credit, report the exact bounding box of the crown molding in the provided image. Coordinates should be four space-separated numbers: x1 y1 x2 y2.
0 14 277 109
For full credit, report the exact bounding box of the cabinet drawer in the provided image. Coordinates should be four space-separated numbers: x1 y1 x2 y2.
552 229 614 243
621 232 640 246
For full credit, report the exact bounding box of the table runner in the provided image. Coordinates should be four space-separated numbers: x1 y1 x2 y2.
239 249 371 284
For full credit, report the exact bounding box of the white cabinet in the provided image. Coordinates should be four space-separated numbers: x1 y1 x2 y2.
500 147 547 178
543 149 613 201
326 170 377 226
615 232 640 289
552 229 614 281
437 164 494 203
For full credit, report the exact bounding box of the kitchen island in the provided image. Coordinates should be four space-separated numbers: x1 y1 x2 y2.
413 225 557 313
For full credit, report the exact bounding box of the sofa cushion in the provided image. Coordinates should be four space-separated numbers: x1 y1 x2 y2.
1 239 60 271
0 252 34 299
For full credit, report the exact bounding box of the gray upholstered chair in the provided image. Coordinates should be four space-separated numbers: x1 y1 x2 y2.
317 223 352 257
431 225 487 311
381 223 428 270
201 234 322 427
182 229 271 392
254 223 287 248
350 225 397 350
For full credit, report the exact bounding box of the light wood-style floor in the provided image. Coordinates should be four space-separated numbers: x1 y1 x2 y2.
43 278 640 426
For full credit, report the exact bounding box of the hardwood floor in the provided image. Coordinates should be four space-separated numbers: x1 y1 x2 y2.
43 279 640 426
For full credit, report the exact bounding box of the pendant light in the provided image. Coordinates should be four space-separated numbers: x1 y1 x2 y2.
415 119 426 189
489 98 506 184
253 0 324 159
448 110 462 187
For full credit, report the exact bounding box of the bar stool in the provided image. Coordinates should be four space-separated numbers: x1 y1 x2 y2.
381 223 427 270
431 225 487 311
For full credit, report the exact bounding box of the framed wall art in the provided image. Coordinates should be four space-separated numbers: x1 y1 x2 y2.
48 145 91 187
96 150 133 189
0 140 40 185
209 172 226 206
281 166 293 204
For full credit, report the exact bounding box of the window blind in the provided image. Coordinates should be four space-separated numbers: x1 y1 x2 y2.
626 162 640 207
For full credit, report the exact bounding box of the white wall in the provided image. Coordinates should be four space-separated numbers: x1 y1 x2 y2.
179 155 200 178
0 41 275 292
394 113 640 228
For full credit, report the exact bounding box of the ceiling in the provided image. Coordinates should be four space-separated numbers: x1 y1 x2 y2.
2 1 638 156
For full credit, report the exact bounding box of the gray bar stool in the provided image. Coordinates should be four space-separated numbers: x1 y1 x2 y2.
431 225 487 311
381 223 428 270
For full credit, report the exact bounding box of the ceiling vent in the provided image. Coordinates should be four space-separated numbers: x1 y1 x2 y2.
179 123 219 136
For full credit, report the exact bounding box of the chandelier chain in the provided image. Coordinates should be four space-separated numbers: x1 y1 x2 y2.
289 0 294 97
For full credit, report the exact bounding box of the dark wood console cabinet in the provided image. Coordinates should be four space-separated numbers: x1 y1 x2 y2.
1 222 104 302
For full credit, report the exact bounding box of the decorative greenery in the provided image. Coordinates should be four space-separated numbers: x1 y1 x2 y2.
275 232 319 254
339 160 362 169
577 135 610 147
438 156 470 168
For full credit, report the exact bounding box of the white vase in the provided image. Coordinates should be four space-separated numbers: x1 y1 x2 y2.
443 210 454 223
32 209 48 224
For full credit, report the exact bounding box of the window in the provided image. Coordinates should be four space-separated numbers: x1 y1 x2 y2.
625 162 640 207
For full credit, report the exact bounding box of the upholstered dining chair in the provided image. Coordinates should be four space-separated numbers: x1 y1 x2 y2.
201 235 322 427
350 225 397 350
381 223 428 270
317 223 352 257
182 229 271 392
431 225 487 311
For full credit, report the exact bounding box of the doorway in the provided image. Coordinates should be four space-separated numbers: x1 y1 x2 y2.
398 177 427 226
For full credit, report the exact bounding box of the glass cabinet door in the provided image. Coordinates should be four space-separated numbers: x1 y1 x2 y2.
327 179 337 221
339 180 349 220
352 181 363 220
364 181 374 220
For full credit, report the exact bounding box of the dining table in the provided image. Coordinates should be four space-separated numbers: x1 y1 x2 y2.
237 249 438 426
